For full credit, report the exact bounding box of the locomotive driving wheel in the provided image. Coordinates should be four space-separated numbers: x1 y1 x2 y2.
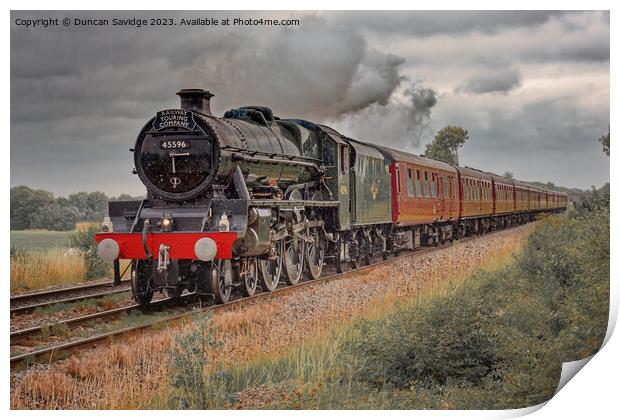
210 260 232 304
283 234 305 285
131 259 154 307
240 257 259 297
259 240 283 292
304 226 325 280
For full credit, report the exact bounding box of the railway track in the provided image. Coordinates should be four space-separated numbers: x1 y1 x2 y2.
9 223 533 370
10 297 172 342
10 279 131 316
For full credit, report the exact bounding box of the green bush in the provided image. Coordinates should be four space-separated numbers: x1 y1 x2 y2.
340 211 608 408
69 224 109 280
166 312 227 409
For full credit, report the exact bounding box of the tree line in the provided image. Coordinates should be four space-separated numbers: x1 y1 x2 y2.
10 186 143 231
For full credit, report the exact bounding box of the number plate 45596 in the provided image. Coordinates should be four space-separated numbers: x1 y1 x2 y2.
160 140 191 149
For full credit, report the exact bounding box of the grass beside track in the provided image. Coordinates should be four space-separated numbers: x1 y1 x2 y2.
10 230 75 251
161 213 608 409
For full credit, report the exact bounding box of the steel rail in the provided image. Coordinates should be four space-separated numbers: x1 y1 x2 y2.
10 279 130 305
10 288 132 316
10 297 175 341
9 223 531 369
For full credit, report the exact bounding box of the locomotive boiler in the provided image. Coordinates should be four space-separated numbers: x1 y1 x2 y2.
95 88 568 307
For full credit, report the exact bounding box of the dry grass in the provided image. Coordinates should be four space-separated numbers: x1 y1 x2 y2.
10 249 131 293
10 225 534 409
74 222 94 232
10 248 87 293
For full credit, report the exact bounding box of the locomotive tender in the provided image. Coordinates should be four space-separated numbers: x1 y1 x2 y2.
95 89 568 306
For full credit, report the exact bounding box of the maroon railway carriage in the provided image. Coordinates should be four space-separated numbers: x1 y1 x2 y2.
378 147 459 226
489 173 515 216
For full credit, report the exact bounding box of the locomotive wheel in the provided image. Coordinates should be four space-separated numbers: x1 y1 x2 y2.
131 260 154 307
241 258 258 297
283 235 304 285
304 227 325 280
210 260 232 304
259 241 282 292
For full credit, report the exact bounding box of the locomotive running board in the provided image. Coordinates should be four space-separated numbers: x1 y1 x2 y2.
249 199 338 208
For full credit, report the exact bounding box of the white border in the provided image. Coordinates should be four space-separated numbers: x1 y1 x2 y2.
3 2 616 419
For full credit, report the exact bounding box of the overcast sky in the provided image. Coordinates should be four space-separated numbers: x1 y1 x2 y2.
11 10 609 196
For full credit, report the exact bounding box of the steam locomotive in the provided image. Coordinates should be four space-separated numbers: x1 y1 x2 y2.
95 89 567 306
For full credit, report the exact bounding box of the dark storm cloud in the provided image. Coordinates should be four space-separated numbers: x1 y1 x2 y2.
459 68 522 94
445 97 609 189
10 10 609 195
327 11 566 37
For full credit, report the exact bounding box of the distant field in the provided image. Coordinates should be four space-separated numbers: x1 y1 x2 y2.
10 230 76 251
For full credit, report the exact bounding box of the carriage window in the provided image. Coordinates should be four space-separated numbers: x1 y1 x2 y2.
431 173 438 198
395 167 401 193
466 179 470 200
406 168 414 197
415 171 422 198
339 145 348 174
443 175 449 198
415 170 422 198
424 172 429 197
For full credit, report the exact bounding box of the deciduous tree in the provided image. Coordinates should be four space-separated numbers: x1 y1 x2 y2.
424 125 469 166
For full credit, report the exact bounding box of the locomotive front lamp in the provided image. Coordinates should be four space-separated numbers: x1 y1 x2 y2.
100 216 113 233
218 213 230 232
161 216 173 232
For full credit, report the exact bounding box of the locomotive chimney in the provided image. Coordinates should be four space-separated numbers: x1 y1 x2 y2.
176 88 214 116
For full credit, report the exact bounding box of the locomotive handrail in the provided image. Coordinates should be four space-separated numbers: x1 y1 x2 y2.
231 152 322 173
221 144 323 163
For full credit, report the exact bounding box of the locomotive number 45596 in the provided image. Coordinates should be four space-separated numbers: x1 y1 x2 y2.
160 140 191 149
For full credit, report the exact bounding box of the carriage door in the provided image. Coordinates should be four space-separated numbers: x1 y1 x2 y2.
337 143 351 230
